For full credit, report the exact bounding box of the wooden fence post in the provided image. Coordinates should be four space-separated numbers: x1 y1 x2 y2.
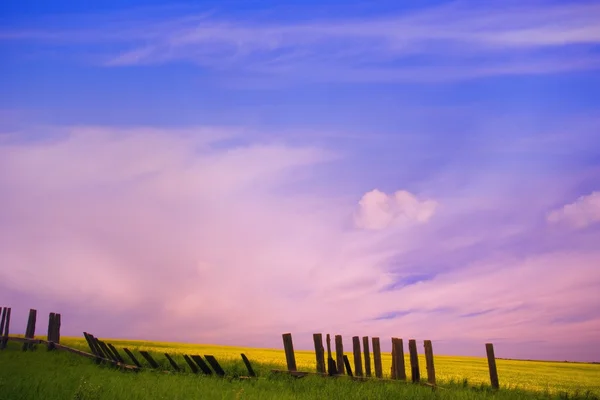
191 355 212 375
107 343 125 363
22 309 37 351
0 307 6 337
0 307 10 349
183 355 199 373
83 332 104 363
408 339 420 383
164 353 181 371
486 343 499 389
98 341 118 363
241 353 256 377
423 340 436 386
372 337 383 378
326 334 336 376
139 350 160 369
122 348 142 368
47 312 56 350
282 333 297 372
391 338 406 380
204 355 226 376
352 336 363 377
313 333 326 374
362 336 372 377
54 314 61 344
343 355 353 377
335 335 345 375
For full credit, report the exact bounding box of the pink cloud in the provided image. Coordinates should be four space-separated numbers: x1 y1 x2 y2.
0 126 599 361
547 191 600 229
354 189 437 230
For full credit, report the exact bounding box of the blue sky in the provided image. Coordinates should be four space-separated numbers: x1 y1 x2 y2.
1 0 600 363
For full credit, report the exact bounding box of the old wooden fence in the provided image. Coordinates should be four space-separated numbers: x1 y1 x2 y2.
0 306 256 378
1 306 501 389
275 333 500 390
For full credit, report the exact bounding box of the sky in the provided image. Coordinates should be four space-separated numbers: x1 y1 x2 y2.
1 0 600 363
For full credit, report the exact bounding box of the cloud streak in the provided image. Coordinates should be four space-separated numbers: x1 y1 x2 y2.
2 1 600 82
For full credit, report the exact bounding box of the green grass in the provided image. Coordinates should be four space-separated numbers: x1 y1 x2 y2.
1 338 599 400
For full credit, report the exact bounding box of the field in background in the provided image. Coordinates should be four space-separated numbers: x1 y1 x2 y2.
57 336 600 396
2 340 599 400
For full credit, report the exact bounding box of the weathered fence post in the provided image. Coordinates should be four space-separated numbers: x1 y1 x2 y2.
54 314 61 344
0 307 10 349
282 333 297 372
183 355 199 373
343 355 353 377
0 307 6 337
98 341 118 363
84 332 104 363
191 355 212 375
362 336 372 377
123 348 142 368
313 333 326 374
140 350 160 369
22 309 37 351
47 312 56 350
204 355 226 376
423 340 436 386
326 334 336 376
335 335 345 374
372 337 383 378
352 336 363 377
241 353 256 377
107 343 125 363
408 339 420 383
391 338 406 380
164 353 181 371
486 343 500 389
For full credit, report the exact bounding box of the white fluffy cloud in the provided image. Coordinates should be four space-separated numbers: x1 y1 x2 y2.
547 191 600 229
354 189 438 230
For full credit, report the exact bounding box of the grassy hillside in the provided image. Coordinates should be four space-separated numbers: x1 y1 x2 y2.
1 338 598 400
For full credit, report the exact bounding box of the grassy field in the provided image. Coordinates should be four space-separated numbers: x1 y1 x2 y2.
1 337 599 400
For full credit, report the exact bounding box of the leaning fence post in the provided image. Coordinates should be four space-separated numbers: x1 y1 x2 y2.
282 333 297 372
408 339 420 383
139 350 160 369
123 348 143 368
183 355 199 373
486 343 500 389
241 353 256 377
164 353 181 371
372 337 383 378
335 335 345 374
204 355 226 376
423 340 436 386
343 355 353 377
313 333 326 374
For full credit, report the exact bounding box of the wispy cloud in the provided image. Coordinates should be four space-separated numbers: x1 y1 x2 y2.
2 1 600 82
1 126 599 361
